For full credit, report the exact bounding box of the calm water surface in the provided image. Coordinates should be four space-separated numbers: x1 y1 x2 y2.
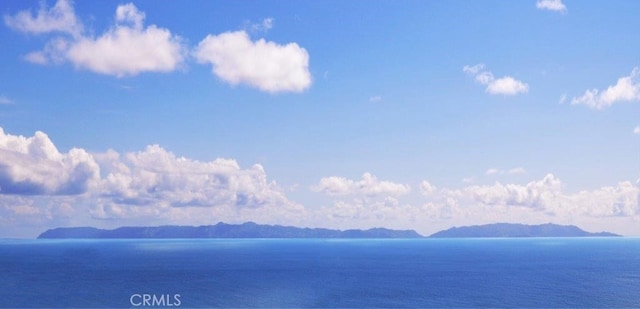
1 238 639 308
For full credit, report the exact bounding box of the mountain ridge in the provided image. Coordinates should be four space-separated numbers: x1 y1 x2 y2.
37 222 424 239
37 222 620 239
429 223 620 238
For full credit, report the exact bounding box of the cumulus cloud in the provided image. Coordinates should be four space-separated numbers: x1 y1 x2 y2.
420 180 437 196
0 128 100 195
2 126 639 236
634 126 640 135
0 126 301 225
536 0 567 13
67 4 185 76
6 2 312 92
463 64 529 96
6 1 186 76
426 174 639 219
315 173 640 234
194 30 311 93
463 174 563 209
97 145 293 211
312 173 410 197
571 67 640 109
3 0 82 36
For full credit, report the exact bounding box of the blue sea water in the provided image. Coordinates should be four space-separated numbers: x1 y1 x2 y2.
1 238 640 308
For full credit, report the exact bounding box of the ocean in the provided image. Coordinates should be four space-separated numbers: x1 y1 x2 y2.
1 238 639 308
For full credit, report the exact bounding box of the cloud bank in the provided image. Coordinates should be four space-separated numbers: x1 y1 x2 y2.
0 127 301 227
463 64 529 96
1 126 638 236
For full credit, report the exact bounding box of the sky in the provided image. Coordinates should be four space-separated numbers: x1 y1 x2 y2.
0 0 639 238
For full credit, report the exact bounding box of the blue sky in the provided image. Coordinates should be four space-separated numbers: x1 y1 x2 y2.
1 0 639 237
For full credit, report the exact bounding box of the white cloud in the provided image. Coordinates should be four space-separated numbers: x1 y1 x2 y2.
0 126 302 226
3 0 82 37
7 2 311 89
536 0 567 13
6 2 186 77
485 168 500 175
463 174 563 209
634 126 640 135
2 126 639 236
194 30 311 93
571 67 640 109
487 77 529 95
420 180 437 196
23 37 70 65
66 3 186 77
431 174 639 220
312 173 410 197
0 128 100 195
0 96 13 105
97 145 293 211
463 64 529 96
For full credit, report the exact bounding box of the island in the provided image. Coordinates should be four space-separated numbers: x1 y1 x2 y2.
428 223 620 238
37 222 424 239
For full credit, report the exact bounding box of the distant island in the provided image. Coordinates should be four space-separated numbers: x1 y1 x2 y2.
37 222 423 239
429 223 620 238
37 222 620 239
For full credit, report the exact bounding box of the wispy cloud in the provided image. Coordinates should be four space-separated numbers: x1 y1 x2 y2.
463 64 529 96
245 18 274 34
0 96 13 105
571 67 640 109
194 30 311 93
485 167 527 176
536 0 567 13
369 95 382 103
462 177 475 184
634 126 640 135
508 167 527 175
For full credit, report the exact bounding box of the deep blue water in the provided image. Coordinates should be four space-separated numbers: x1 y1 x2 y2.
1 238 640 308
